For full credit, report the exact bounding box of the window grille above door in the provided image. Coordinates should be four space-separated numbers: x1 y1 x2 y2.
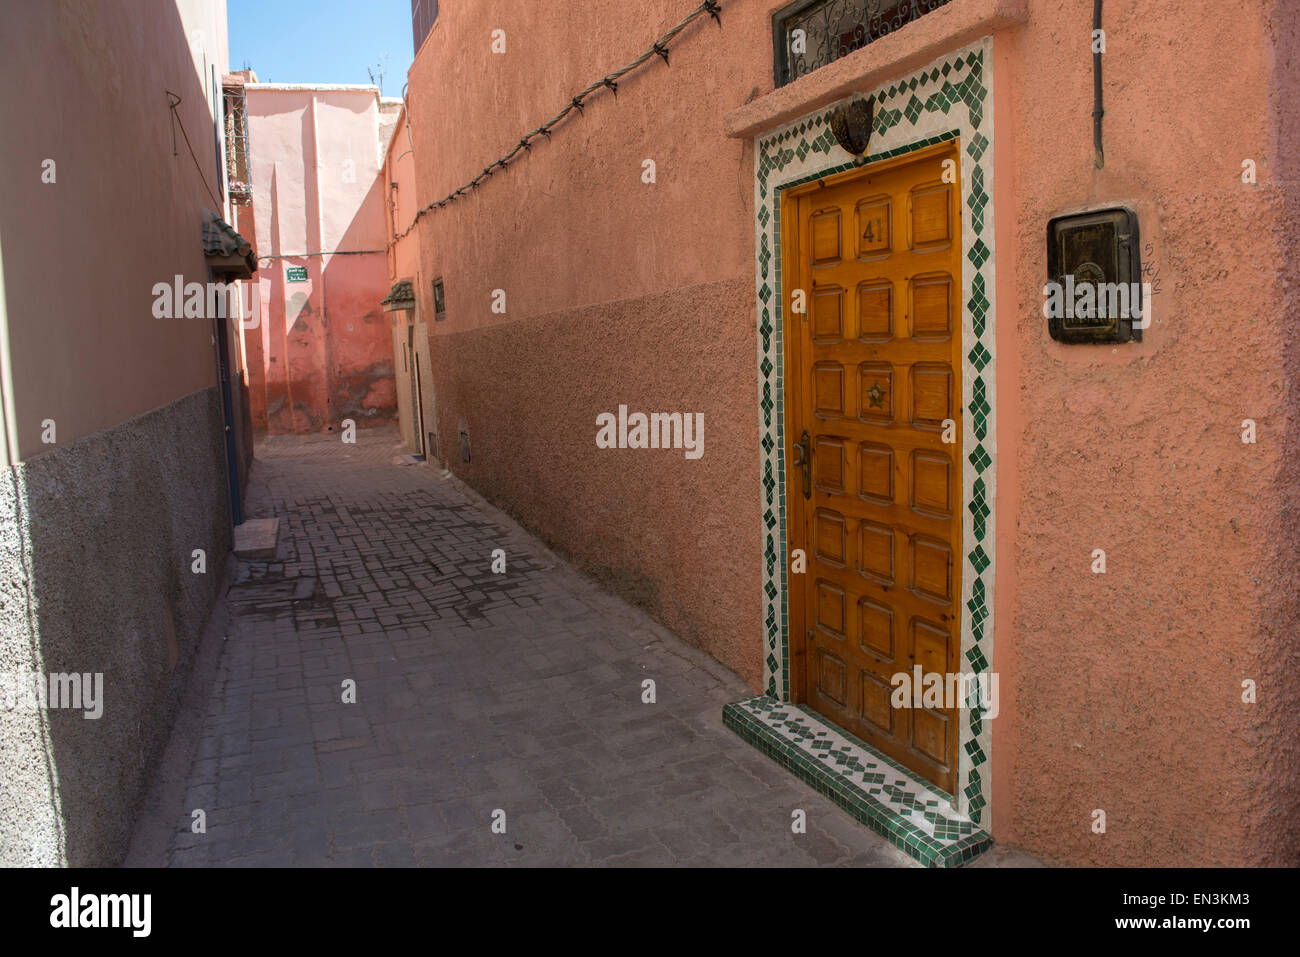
773 0 954 87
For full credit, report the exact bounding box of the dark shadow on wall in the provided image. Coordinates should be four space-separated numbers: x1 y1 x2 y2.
0 0 232 866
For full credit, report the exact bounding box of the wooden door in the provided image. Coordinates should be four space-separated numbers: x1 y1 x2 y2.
785 142 963 796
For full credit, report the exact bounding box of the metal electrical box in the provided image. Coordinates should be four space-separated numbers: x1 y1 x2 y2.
1046 207 1142 344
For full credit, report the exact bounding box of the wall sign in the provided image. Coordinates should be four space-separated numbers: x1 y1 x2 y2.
285 266 308 283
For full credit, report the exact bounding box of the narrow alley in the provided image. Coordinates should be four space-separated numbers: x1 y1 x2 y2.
8 0 1297 899
139 427 977 867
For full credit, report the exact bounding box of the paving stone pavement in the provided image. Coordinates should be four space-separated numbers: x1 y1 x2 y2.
161 426 1013 868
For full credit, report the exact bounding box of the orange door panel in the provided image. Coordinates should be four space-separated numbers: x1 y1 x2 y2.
785 142 963 796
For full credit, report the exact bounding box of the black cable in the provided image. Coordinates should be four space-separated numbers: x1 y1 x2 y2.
1093 0 1104 169
390 1 724 242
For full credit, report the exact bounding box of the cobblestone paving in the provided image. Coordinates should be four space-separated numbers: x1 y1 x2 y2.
162 427 1024 867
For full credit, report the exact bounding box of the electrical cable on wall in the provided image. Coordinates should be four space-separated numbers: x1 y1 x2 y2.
166 90 222 207
1092 0 1104 169
259 250 385 261
391 0 723 241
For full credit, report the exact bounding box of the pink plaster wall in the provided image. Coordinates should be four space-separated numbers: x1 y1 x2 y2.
402 0 1300 865
244 86 396 433
0 0 230 460
386 109 421 286
989 0 1299 867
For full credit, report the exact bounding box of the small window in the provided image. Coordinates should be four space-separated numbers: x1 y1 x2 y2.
412 0 439 53
432 277 446 321
773 0 953 88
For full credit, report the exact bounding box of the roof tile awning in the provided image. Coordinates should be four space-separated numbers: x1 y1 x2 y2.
382 280 416 312
202 211 257 279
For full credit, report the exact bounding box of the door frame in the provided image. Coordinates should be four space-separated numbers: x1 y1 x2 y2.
782 142 963 751
751 39 997 821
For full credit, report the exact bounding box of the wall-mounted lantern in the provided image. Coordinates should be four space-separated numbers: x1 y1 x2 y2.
828 96 875 160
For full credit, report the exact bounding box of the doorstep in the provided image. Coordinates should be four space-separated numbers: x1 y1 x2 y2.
723 694 991 868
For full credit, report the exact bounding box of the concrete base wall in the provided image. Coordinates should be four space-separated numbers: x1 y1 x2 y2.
0 387 230 866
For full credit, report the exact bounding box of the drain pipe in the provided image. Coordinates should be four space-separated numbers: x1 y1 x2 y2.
1093 0 1104 169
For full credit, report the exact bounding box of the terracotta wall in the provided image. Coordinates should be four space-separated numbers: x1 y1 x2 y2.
402 0 1300 865
405 0 767 684
243 85 396 433
990 0 1300 867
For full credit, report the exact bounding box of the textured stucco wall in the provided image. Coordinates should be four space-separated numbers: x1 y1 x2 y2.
1257 0 1300 869
392 320 415 450
0 0 238 866
986 0 1300 867
0 388 230 866
405 0 766 683
428 280 761 681
244 86 397 434
402 0 1300 864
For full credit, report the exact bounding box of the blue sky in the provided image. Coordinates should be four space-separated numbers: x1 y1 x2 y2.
228 0 415 96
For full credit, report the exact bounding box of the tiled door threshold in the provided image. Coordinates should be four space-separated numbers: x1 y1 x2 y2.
723 694 992 867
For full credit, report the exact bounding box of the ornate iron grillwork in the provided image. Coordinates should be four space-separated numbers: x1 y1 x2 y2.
773 0 953 87
223 86 252 203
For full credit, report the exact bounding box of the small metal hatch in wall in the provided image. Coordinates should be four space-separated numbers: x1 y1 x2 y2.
1045 207 1143 344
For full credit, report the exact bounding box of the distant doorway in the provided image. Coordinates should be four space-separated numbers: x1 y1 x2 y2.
407 326 425 457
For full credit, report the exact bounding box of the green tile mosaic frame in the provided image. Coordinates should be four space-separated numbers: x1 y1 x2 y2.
724 695 992 867
746 39 997 826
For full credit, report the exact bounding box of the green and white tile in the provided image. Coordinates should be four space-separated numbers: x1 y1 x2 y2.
741 38 997 838
724 694 991 867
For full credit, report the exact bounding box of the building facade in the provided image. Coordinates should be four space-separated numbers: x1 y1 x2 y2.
396 0 1300 865
383 105 441 461
238 83 398 435
0 0 253 865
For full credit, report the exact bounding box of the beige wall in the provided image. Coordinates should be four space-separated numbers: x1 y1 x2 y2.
0 0 237 867
0 0 231 462
384 106 439 458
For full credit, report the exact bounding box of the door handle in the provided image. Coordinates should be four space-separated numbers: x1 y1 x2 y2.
793 430 811 499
